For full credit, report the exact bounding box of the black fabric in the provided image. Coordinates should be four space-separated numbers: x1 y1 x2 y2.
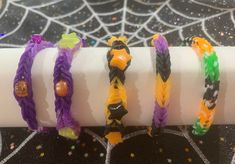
0 126 234 164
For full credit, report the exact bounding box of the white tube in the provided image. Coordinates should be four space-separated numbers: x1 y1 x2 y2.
0 47 234 127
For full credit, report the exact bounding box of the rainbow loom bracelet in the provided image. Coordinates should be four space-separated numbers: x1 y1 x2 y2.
53 33 82 139
184 37 220 136
104 36 132 144
149 34 171 136
14 35 54 130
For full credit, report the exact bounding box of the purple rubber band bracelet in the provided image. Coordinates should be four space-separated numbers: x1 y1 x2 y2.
13 34 54 130
151 35 171 135
53 33 82 139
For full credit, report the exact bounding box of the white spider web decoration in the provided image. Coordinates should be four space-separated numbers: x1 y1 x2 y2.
0 127 211 164
0 0 234 47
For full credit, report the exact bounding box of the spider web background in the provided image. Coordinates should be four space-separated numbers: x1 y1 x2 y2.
0 0 235 47
0 0 235 164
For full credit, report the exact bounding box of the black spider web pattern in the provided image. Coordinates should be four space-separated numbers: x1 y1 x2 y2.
0 0 234 47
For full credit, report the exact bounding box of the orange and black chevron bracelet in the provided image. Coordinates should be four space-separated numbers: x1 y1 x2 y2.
104 36 132 145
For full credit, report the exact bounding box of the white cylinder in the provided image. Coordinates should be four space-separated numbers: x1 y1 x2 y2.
0 47 234 127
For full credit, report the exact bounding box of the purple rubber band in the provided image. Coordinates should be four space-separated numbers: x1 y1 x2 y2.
153 102 168 128
53 40 81 137
153 35 169 55
14 35 54 130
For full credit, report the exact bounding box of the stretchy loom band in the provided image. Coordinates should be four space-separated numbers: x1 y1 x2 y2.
104 36 132 145
148 34 171 136
184 37 220 136
53 32 82 140
14 35 54 130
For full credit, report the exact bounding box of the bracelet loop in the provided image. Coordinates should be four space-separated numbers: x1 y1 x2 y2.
104 36 132 145
149 34 171 136
14 35 53 130
185 36 220 136
53 32 82 139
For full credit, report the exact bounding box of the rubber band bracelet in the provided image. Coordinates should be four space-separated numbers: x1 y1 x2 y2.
104 36 132 145
184 37 220 136
14 35 54 130
148 34 171 136
53 32 82 140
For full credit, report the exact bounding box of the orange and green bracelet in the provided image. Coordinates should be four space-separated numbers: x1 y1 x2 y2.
185 37 220 136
